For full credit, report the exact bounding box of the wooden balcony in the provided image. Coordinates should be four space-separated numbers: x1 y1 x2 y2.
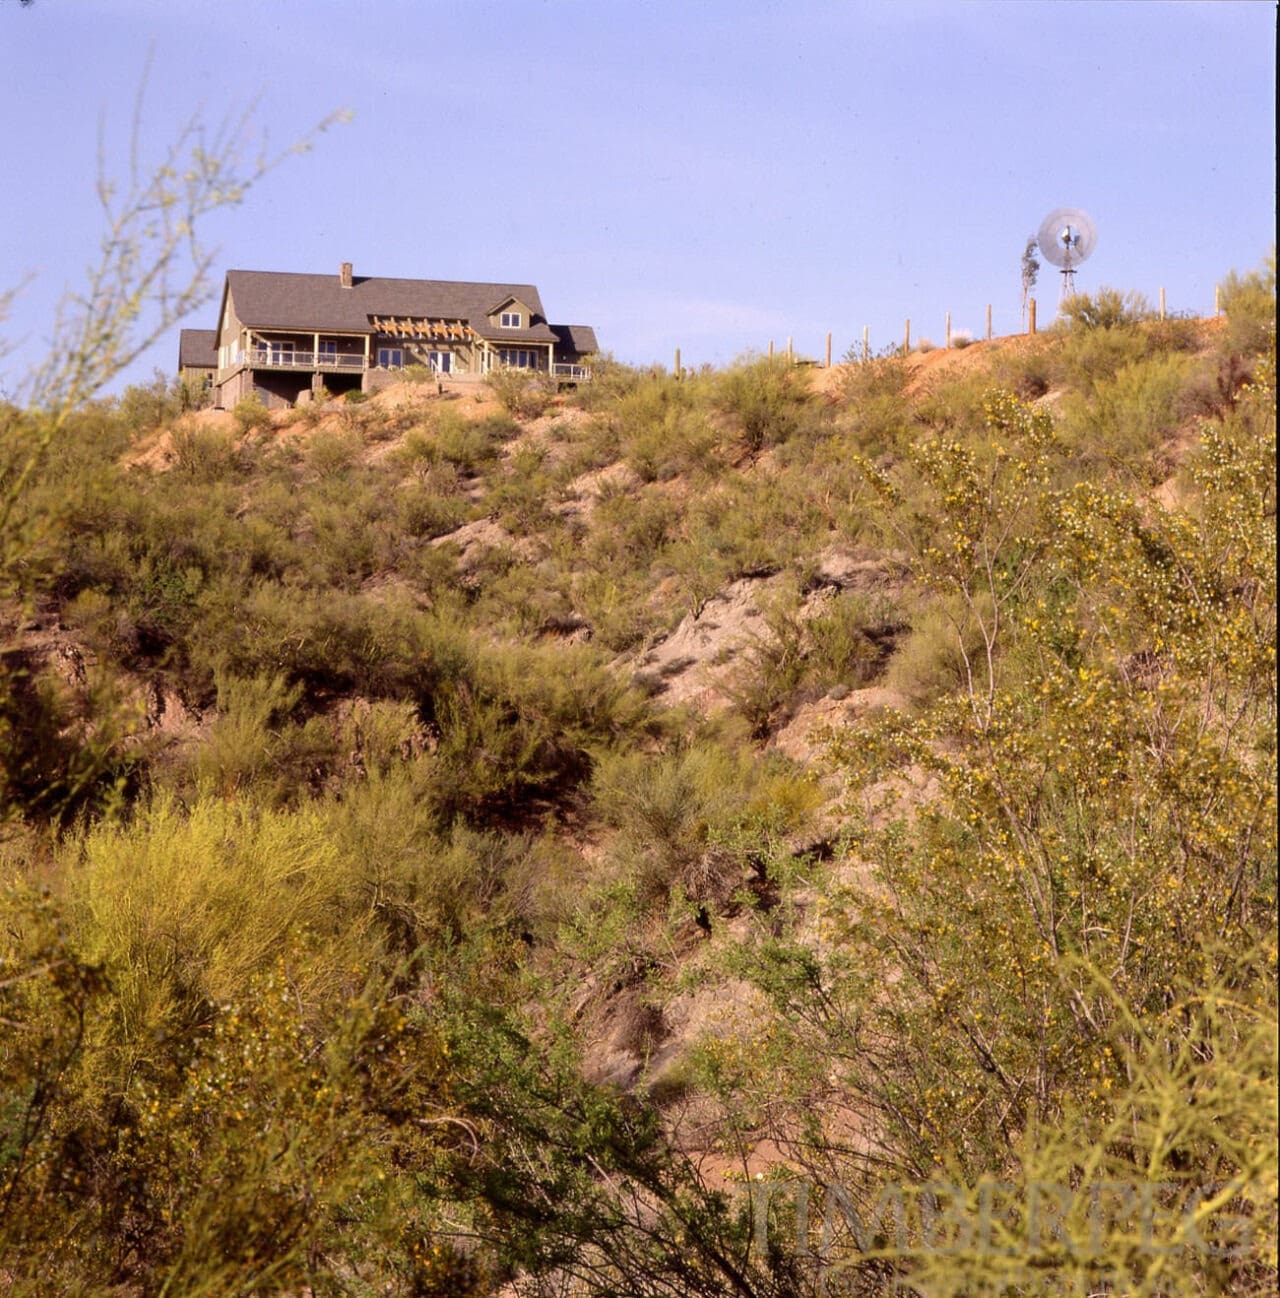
246 348 367 372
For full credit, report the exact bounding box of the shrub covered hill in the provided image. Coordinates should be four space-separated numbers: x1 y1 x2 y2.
1 275 1275 1296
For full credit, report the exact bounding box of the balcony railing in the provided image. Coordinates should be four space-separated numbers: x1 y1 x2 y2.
243 348 367 371
218 349 591 383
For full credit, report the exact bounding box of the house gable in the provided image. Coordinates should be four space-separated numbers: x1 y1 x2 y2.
485 295 537 331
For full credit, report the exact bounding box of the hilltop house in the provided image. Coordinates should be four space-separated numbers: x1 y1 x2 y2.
182 264 597 409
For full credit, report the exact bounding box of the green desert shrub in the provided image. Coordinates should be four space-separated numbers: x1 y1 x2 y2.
991 342 1054 399
568 354 651 413
398 407 504 476
489 444 555 533
722 587 898 737
884 593 993 706
1218 251 1277 357
63 795 374 1049
714 354 814 453
63 586 141 660
190 669 305 796
187 581 427 700
591 741 817 912
622 409 721 482
321 767 524 945
586 488 674 570
115 371 185 434
396 479 469 538
834 350 912 450
1054 320 1151 389
601 371 705 479
0 661 142 824
0 875 452 1296
805 589 899 690
306 426 364 478
911 370 995 437
572 569 660 654
722 587 809 738
1059 286 1152 331
170 422 241 481
487 366 554 419
231 394 272 434
1058 351 1200 469
425 639 657 823
1143 312 1204 354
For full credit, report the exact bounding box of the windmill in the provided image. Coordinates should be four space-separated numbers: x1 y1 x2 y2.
1037 208 1097 303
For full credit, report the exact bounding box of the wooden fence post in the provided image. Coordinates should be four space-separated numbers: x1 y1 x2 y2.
1215 284 1221 317
986 304 992 340
768 339 774 359
1028 299 1037 335
825 332 832 368
674 348 682 379
903 319 911 353
945 311 952 348
1159 287 1166 321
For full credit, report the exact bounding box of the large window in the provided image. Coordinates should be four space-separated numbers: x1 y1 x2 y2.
497 348 541 370
377 347 404 369
318 340 338 363
425 350 452 374
267 340 295 366
499 311 522 328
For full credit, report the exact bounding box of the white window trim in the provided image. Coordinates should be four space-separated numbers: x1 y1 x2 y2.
499 311 522 328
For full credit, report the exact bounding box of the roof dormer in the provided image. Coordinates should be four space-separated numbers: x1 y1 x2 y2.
487 295 534 330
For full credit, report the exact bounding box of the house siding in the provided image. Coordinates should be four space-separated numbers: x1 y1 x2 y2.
220 293 246 370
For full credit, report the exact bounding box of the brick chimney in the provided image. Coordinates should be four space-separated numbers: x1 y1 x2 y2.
339 261 353 288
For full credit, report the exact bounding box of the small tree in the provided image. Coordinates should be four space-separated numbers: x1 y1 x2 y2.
1020 235 1040 330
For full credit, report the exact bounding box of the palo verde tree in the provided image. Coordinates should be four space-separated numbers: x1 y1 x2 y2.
710 369 1277 1293
0 84 347 819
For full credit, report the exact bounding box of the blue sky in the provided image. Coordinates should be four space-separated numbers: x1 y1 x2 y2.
1 0 1274 395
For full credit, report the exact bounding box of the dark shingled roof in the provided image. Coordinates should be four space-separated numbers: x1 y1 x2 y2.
551 324 599 358
224 270 559 344
178 328 217 369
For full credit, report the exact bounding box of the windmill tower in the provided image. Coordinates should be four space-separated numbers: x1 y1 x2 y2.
1037 208 1098 304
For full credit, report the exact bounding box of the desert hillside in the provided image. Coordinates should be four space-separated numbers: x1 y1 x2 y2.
1 280 1275 1296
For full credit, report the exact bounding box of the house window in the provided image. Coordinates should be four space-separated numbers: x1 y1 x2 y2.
499 311 522 328
497 348 540 370
268 340 295 366
426 350 452 374
377 347 404 368
318 340 338 364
